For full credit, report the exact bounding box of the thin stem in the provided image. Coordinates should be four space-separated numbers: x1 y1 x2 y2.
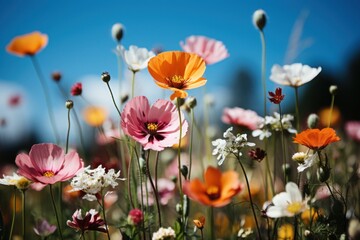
278 104 287 183
176 98 183 196
49 184 63 240
135 150 146 240
237 157 262 240
66 108 71 153
127 149 136 209
9 188 16 240
327 94 335 127
131 70 137 99
101 191 111 240
116 43 123 105
260 30 267 117
81 232 86 240
146 151 162 226
200 229 204 240
294 87 300 131
106 82 122 117
30 56 60 144
209 206 214 240
155 151 159 191
188 109 195 179
21 190 26 240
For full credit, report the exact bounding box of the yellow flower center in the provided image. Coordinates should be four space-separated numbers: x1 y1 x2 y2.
43 171 55 178
147 123 158 134
167 75 185 88
15 177 32 190
287 202 302 214
206 186 220 200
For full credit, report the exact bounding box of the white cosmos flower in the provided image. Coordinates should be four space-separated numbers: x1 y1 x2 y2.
266 182 308 218
270 63 321 87
120 45 155 72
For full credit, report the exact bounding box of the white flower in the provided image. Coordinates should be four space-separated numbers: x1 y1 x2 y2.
0 172 32 190
297 154 318 172
270 63 322 87
70 165 124 201
120 45 155 72
252 129 272 140
152 227 176 240
212 127 255 165
266 182 308 218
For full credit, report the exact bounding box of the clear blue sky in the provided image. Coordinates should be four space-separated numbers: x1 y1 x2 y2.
1 0 360 146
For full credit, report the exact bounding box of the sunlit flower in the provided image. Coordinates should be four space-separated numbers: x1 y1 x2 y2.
0 172 32 190
221 107 262 130
121 96 188 151
212 127 255 165
148 51 206 100
268 87 285 104
345 121 360 142
120 45 155 72
6 31 48 56
270 63 321 87
293 128 340 151
266 182 308 218
67 209 106 233
277 224 294 240
137 178 175 206
15 143 84 188
70 82 82 96
127 209 144 226
83 106 108 127
183 166 242 207
180 35 229 65
193 216 205 229
70 165 123 201
33 219 57 237
152 227 176 240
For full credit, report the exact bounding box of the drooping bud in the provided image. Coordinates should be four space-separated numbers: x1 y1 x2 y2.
307 113 319 129
329 85 338 95
65 100 74 109
111 23 124 42
253 9 267 31
121 93 129 104
101 72 111 83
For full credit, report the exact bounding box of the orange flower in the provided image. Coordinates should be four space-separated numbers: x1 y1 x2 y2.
148 51 206 100
293 127 340 150
193 216 205 229
6 31 48 56
183 166 242 207
83 106 107 127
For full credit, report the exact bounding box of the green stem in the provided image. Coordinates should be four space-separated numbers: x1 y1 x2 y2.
176 98 183 196
49 184 63 240
260 30 267 117
278 104 287 183
30 56 60 144
294 87 300 132
106 82 122 117
21 190 26 240
100 191 111 240
209 206 214 240
188 109 195 180
327 94 335 128
66 108 71 153
9 188 16 240
237 156 262 240
131 70 137 99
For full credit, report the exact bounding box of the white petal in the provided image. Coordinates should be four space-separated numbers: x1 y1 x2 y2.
286 182 302 202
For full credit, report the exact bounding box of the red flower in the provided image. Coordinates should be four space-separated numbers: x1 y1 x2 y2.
293 128 340 150
268 87 284 104
71 82 82 96
128 209 144 226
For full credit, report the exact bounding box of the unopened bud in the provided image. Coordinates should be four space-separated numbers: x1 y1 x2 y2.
253 9 267 31
111 23 124 42
101 72 111 83
121 94 129 104
185 96 197 109
282 163 291 176
307 113 319 129
329 85 338 95
65 100 73 109
51 71 62 82
317 166 330 183
181 165 188 179
176 203 183 215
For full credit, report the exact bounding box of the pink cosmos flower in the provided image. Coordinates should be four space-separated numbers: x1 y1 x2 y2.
33 219 57 237
15 143 84 188
67 209 106 233
180 35 229 65
137 178 176 206
222 107 263 130
121 96 188 151
345 121 360 142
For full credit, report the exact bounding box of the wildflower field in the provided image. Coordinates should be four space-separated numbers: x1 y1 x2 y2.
1 5 360 240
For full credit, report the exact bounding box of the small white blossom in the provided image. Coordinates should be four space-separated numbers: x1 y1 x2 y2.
70 165 124 201
297 154 318 172
152 227 176 240
212 127 255 165
0 172 32 190
120 45 155 72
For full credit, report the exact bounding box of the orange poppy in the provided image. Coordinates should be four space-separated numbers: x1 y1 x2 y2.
148 51 206 100
183 166 242 207
293 127 340 150
6 31 48 56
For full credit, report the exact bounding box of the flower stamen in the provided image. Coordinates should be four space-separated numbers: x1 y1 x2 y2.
147 123 158 134
167 75 185 88
206 186 220 200
43 171 55 178
286 202 302 214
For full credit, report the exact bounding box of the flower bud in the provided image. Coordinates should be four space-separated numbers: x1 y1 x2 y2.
317 166 330 183
181 165 188 179
101 72 111 83
127 209 143 226
65 100 74 109
121 93 129 104
111 23 124 42
282 163 291 176
185 96 197 109
176 203 183 215
307 113 319 129
329 85 338 95
51 71 62 82
253 9 267 30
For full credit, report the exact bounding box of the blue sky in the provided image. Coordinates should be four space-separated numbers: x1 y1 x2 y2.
1 0 360 146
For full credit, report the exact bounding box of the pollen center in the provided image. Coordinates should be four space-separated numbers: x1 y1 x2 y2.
147 123 158 134
43 171 55 178
286 202 302 214
206 186 220 200
167 75 185 88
